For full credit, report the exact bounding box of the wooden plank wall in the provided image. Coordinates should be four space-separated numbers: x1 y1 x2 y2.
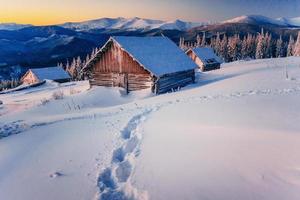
127 74 152 91
89 41 195 94
187 50 221 72
156 70 195 94
187 50 204 71
90 40 153 92
93 41 149 74
202 63 221 72
90 72 153 91
22 71 39 84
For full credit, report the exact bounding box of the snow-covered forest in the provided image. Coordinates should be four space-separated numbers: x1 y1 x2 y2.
180 30 300 62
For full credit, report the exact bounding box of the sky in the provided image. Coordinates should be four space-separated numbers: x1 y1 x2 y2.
0 0 300 25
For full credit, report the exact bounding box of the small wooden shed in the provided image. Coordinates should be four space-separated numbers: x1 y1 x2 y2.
21 67 71 84
82 36 197 94
186 47 222 72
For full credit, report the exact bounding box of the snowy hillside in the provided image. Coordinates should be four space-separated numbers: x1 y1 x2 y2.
278 17 300 27
223 15 300 27
1 57 300 200
60 17 203 31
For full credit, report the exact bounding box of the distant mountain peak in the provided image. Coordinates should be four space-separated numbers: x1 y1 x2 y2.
223 15 300 27
277 16 300 27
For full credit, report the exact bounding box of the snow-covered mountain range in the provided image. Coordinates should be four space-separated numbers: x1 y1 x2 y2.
60 17 205 31
0 15 300 73
0 17 204 31
1 15 299 32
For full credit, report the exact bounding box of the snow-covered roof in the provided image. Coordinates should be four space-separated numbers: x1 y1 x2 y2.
109 36 197 76
189 47 223 65
30 67 70 81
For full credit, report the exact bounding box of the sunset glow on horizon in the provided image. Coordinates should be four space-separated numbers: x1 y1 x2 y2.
1 0 300 25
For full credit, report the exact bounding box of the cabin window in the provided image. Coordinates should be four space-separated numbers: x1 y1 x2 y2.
205 58 217 64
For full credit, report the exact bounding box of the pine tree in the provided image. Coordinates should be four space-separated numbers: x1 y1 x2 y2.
265 33 272 58
210 37 215 49
74 56 83 80
214 32 221 55
219 34 228 62
287 35 295 57
249 34 257 58
236 34 242 60
196 34 201 47
256 32 264 59
201 32 206 46
227 34 240 61
293 31 300 56
276 35 283 58
65 60 70 73
241 36 248 59
68 58 77 80
85 54 90 64
57 62 63 68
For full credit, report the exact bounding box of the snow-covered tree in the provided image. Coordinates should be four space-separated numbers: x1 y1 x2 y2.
201 32 206 46
265 33 273 58
57 62 63 68
287 35 295 57
214 32 221 56
68 58 77 79
293 31 300 56
196 34 201 47
227 34 240 61
219 34 228 62
276 35 284 58
256 32 264 59
244 33 255 59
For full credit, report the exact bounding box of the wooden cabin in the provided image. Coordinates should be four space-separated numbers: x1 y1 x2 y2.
186 47 222 72
82 36 197 94
21 67 71 84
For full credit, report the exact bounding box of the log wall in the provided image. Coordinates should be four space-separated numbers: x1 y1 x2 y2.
187 50 205 71
93 41 149 74
21 71 39 84
89 40 195 94
90 41 153 92
187 50 221 72
156 69 195 94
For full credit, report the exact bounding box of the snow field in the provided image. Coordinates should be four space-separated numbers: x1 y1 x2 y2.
1 57 300 199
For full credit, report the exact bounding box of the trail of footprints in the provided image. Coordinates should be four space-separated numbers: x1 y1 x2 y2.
97 108 154 200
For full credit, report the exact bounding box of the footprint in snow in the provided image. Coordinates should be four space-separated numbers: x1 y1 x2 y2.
49 171 64 178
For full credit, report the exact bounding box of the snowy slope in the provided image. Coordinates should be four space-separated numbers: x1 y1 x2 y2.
278 17 300 27
223 15 288 26
223 15 300 27
1 57 300 199
60 17 204 31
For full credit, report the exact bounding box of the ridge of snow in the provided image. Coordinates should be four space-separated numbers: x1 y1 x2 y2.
223 15 288 26
277 16 300 27
60 17 204 31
